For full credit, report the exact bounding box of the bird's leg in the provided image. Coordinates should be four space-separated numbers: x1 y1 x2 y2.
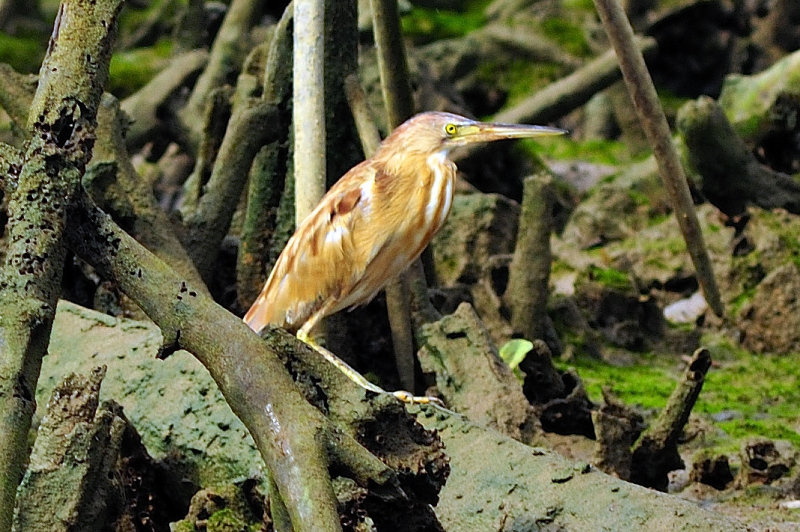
295 328 442 405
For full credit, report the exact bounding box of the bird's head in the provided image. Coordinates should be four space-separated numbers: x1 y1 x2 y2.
379 111 566 157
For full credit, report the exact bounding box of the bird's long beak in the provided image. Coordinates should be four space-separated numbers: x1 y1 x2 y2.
456 122 567 143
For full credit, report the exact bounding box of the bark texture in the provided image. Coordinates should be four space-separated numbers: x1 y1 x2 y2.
0 1 123 528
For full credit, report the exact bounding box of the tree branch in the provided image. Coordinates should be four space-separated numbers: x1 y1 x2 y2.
68 195 344 532
0 0 124 528
87 93 209 292
492 37 656 126
180 99 279 281
236 4 293 309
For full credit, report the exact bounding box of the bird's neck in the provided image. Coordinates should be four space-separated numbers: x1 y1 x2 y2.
380 148 453 182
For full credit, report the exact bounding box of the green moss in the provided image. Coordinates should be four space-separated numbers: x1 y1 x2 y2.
587 265 632 292
561 337 800 449
635 234 686 255
170 521 197 532
474 59 564 110
758 210 800 269
206 508 246 532
729 286 756 316
0 34 47 74
521 138 629 165
401 6 487 42
107 39 173 98
541 18 591 57
558 353 675 410
626 189 651 208
563 0 595 9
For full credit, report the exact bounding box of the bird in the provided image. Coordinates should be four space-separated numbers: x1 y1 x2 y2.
244 111 565 402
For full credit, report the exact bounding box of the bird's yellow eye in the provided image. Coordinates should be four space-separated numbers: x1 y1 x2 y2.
444 123 457 136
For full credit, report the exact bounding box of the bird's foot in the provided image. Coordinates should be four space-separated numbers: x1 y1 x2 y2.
391 390 445 407
296 331 445 407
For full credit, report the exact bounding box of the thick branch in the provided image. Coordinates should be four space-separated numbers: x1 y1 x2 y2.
67 196 343 532
236 4 293 308
592 0 723 316
0 0 123 529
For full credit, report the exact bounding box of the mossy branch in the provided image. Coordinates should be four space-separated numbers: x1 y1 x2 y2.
0 142 22 199
87 94 209 292
236 4 293 309
592 0 723 317
68 196 345 532
0 0 124 529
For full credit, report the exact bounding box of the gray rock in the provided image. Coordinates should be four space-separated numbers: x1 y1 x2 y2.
40 301 264 488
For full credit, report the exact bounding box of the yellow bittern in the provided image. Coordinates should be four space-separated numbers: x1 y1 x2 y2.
244 111 565 401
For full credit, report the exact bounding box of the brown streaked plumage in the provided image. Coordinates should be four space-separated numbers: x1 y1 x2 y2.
244 111 564 401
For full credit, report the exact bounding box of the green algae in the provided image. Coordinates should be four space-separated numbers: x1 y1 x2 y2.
559 338 800 449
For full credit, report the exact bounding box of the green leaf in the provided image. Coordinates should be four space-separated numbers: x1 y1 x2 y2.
499 339 534 372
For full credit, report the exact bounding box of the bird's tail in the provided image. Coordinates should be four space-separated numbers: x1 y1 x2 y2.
243 293 271 333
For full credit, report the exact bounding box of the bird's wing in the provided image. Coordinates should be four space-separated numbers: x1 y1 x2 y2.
244 161 381 333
